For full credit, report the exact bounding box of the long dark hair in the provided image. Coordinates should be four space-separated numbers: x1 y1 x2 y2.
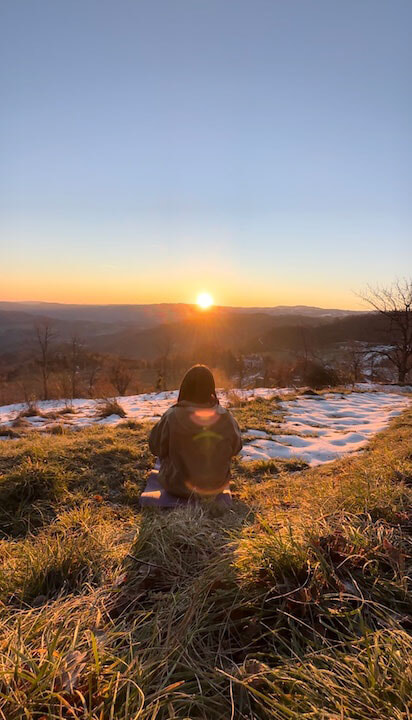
178 365 218 405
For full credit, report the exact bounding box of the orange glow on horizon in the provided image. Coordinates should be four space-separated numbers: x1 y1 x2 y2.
0 271 367 310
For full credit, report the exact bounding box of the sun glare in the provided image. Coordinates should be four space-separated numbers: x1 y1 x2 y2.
196 292 214 310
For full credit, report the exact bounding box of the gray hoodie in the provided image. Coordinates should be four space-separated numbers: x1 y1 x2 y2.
149 400 242 498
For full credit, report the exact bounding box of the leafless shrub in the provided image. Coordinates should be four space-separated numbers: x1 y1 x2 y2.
60 403 77 415
95 398 127 419
18 400 41 418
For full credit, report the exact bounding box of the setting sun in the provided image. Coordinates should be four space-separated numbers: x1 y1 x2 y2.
196 292 214 310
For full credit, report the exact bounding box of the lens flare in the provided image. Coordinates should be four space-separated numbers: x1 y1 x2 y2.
190 408 219 426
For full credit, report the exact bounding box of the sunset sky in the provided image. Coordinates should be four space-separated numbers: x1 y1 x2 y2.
1 0 411 309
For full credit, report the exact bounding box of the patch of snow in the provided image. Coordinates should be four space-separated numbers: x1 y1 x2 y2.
355 382 412 394
244 429 271 439
241 391 410 466
97 414 125 425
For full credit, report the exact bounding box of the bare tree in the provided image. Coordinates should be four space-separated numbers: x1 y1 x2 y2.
67 334 82 399
237 354 245 389
156 332 173 391
86 355 100 397
300 325 310 374
34 322 56 400
344 341 365 385
263 354 273 386
109 361 132 396
155 369 164 392
359 279 412 384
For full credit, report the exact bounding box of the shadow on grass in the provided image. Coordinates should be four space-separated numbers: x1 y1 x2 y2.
108 495 255 617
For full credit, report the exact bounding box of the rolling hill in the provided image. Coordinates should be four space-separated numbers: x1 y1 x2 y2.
0 303 365 357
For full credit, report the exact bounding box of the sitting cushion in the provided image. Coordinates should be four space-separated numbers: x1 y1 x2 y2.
140 471 232 508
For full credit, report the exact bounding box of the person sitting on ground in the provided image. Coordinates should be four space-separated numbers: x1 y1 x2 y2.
149 364 242 499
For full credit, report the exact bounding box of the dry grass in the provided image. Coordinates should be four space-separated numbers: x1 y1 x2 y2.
0 398 411 718
16 400 41 418
226 390 249 408
0 425 21 439
95 397 127 419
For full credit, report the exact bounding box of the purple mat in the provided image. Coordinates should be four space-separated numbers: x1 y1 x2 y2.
139 471 232 507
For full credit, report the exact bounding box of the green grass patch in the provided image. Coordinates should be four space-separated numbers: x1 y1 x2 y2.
231 396 285 433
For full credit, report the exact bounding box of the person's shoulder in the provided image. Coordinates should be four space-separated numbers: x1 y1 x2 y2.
157 405 176 422
164 405 178 416
217 404 229 413
216 405 235 420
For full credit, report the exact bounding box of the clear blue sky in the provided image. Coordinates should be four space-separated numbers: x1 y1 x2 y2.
1 0 411 307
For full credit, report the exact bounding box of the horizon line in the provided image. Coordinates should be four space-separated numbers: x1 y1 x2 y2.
0 298 366 312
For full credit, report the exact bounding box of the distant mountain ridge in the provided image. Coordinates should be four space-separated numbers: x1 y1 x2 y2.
220 305 361 318
0 301 363 327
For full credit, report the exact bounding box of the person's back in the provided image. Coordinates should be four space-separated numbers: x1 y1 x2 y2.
149 366 242 498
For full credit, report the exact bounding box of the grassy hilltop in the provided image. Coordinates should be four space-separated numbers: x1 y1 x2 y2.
0 397 412 719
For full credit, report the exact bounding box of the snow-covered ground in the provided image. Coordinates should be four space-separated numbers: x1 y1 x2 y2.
0 387 278 428
0 386 410 467
242 391 410 465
